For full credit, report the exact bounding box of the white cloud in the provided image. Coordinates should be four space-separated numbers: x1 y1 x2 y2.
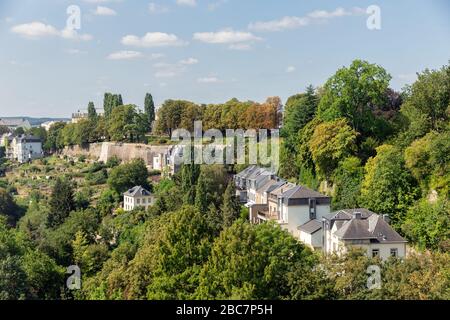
60 28 93 41
286 66 296 73
11 22 59 38
121 32 186 47
249 16 310 32
193 29 262 49
180 57 199 65
193 29 262 44
148 3 169 14
249 7 365 32
107 50 143 60
94 6 117 16
155 70 177 78
197 77 220 83
11 22 92 41
177 0 197 7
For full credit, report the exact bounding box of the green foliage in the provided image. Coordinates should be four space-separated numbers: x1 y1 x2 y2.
47 177 75 229
281 85 318 151
107 159 149 194
196 221 312 299
144 93 155 132
309 118 358 179
221 182 240 228
332 157 363 210
402 197 450 251
400 63 450 140
108 105 147 143
0 188 20 225
360 145 419 227
318 59 392 138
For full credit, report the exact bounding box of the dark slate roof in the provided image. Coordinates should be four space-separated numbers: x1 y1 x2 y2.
235 165 258 179
331 209 406 243
124 186 152 197
256 179 278 194
266 180 286 193
16 135 42 143
298 219 322 234
281 185 329 199
323 208 374 221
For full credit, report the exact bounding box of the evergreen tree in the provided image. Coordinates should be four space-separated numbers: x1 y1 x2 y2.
221 182 240 227
46 177 75 228
195 172 208 213
144 93 155 132
181 164 200 205
87 102 97 120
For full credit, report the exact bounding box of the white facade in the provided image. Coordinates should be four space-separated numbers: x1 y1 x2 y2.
9 136 43 163
123 186 155 212
123 194 155 211
281 203 330 236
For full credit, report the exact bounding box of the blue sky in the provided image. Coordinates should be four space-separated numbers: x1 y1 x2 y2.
0 0 449 117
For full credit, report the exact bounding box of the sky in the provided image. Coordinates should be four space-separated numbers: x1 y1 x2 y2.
0 0 449 117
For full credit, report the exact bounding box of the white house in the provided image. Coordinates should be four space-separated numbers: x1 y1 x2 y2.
10 135 43 163
321 209 407 260
123 186 155 211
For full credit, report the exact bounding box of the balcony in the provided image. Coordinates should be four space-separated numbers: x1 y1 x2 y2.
257 209 279 221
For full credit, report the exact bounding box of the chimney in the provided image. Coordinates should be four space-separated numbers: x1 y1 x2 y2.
383 214 390 224
353 211 362 220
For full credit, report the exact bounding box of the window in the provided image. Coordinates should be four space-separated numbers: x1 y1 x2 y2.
137 199 140 205
372 249 380 258
309 198 317 220
390 248 398 257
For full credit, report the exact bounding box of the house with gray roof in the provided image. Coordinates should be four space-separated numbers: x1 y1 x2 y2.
322 208 407 260
123 186 155 211
10 134 43 163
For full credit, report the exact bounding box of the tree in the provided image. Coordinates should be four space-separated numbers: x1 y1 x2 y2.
0 125 9 135
108 105 147 143
107 159 149 194
360 145 419 227
181 164 200 205
103 93 123 119
282 85 318 150
317 59 392 138
0 188 20 225
44 122 66 152
144 93 156 132
402 197 449 251
400 63 450 139
87 102 97 120
195 172 208 213
332 156 363 210
47 177 76 228
221 182 240 228
309 118 358 179
196 222 312 299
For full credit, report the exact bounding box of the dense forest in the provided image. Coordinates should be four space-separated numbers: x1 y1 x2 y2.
0 59 448 300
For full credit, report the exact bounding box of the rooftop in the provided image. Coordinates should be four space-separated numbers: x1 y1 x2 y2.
124 186 152 197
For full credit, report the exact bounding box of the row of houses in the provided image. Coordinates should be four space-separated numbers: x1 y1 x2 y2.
235 165 407 260
1 133 44 163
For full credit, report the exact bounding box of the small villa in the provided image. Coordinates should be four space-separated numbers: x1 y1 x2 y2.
123 186 155 211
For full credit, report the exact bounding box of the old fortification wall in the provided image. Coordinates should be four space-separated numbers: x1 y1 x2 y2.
62 142 173 167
